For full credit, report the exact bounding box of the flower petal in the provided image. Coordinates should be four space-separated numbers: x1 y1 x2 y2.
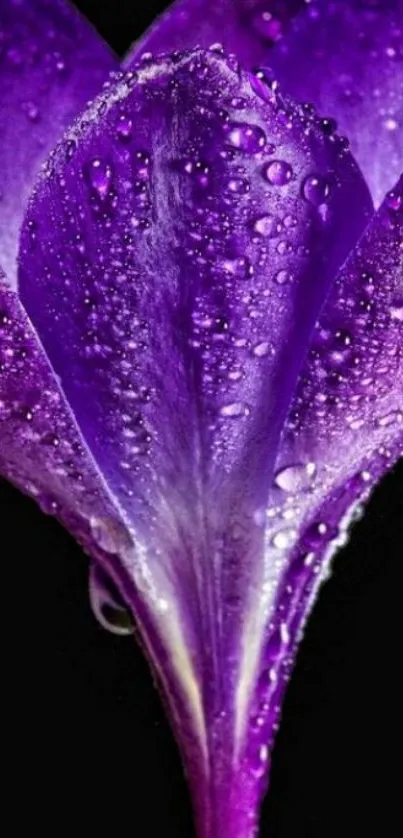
0 269 128 561
124 0 304 70
236 176 402 815
0 267 166 694
17 50 371 836
0 0 116 284
268 0 403 206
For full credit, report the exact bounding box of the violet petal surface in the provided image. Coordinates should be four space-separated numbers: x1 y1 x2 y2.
268 0 403 206
0 268 133 581
233 177 403 817
0 0 116 282
17 49 372 837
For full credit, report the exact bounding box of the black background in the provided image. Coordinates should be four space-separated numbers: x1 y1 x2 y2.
3 2 402 836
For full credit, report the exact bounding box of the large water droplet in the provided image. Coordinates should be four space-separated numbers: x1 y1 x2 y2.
227 176 250 194
253 214 277 237
272 528 297 549
274 462 316 492
220 402 250 418
222 256 254 279
21 100 40 122
227 121 266 153
274 269 291 285
302 174 331 206
263 160 293 186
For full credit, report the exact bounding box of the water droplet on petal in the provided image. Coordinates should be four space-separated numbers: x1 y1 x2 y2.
302 174 331 206
377 409 403 428
274 269 291 285
264 160 293 186
117 111 133 142
253 341 271 358
253 214 277 237
274 462 317 492
22 100 40 122
227 121 266 153
304 521 330 549
220 402 250 418
222 256 254 279
86 158 113 198
227 176 250 194
272 528 297 549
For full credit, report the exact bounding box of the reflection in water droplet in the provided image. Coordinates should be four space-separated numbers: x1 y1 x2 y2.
274 462 316 492
377 409 403 428
222 256 254 279
253 214 276 237
227 121 266 153
274 269 291 285
263 160 293 186
219 402 250 418
86 158 113 198
117 112 133 142
302 174 331 206
253 341 271 358
272 528 297 549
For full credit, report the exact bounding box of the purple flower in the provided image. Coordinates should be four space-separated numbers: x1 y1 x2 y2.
0 1 401 836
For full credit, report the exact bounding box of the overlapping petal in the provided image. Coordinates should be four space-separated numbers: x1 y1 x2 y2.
234 176 402 814
124 0 304 70
0 1 399 835
0 0 116 283
0 268 131 577
268 0 403 206
17 49 372 837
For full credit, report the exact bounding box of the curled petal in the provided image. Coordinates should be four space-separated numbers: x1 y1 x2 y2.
268 0 403 206
18 50 371 837
89 563 133 635
124 0 305 69
0 0 116 283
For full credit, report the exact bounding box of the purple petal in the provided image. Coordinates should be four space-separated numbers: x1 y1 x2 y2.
268 0 403 206
0 0 116 283
237 176 402 815
0 267 165 676
17 50 371 836
124 0 305 70
0 269 128 561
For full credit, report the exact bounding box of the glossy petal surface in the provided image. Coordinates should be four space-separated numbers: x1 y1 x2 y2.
235 177 403 812
0 0 116 283
18 50 371 837
269 0 403 206
0 269 128 562
124 0 304 69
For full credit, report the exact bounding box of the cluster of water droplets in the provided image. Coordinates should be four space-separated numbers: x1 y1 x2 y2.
286 188 402 445
161 52 350 472
0 285 118 541
240 172 402 786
